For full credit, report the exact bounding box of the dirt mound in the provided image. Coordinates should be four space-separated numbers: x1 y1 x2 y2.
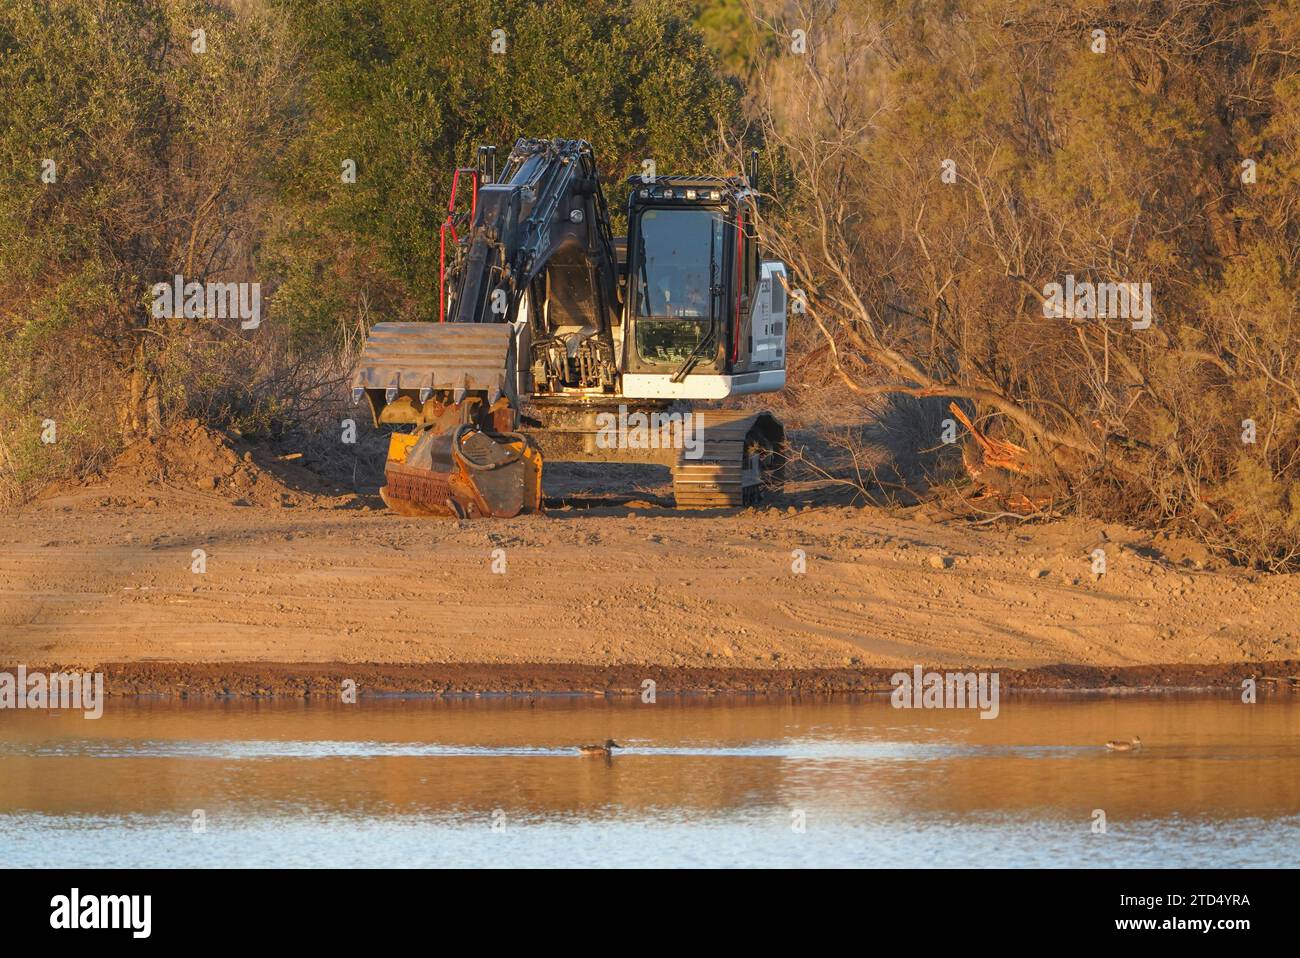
42 419 348 509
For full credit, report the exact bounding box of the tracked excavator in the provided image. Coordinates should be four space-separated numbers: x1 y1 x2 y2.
351 137 790 517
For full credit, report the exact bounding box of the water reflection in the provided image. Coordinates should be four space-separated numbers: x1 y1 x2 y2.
1 695 1297 867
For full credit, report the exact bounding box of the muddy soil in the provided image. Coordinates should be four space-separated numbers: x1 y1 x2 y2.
66 659 1300 697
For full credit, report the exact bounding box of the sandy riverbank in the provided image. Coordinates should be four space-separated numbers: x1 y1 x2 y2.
3 461 1298 694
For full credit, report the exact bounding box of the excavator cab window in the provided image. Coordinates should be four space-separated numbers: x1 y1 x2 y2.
631 208 724 366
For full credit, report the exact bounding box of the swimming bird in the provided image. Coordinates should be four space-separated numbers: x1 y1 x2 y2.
578 739 621 756
1105 736 1142 752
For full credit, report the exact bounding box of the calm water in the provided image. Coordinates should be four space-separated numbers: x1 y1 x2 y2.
1 695 1297 867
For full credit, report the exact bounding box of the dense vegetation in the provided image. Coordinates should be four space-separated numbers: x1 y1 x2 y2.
2 0 1298 569
746 0 1300 569
0 0 731 493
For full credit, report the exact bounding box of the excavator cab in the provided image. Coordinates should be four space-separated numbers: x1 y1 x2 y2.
352 138 788 517
620 175 787 400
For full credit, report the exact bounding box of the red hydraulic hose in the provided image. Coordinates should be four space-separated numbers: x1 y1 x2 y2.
439 169 478 323
439 223 448 323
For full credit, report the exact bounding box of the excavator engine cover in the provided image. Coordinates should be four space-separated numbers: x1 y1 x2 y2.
381 425 542 518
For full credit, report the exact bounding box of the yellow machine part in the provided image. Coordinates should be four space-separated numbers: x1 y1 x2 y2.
387 432 418 465
380 426 543 518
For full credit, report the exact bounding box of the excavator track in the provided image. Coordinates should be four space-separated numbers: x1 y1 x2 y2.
671 410 785 509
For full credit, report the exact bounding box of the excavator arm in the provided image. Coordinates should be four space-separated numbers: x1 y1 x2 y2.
449 138 618 329
351 138 619 517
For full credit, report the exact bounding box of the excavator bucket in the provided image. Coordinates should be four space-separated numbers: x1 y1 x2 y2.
352 322 542 518
351 322 516 426
380 424 542 518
